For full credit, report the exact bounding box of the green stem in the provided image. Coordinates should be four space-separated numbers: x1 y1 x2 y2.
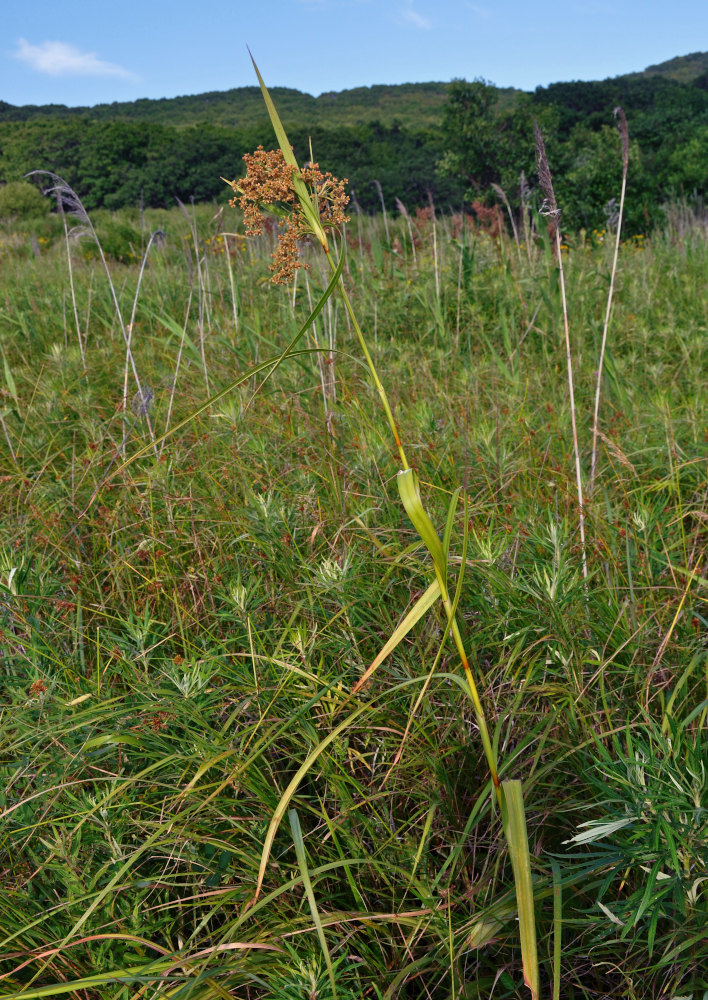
326 245 500 802
325 250 409 470
434 564 502 806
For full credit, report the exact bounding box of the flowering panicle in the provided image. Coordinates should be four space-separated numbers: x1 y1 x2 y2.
533 120 559 220
227 146 349 283
614 106 629 172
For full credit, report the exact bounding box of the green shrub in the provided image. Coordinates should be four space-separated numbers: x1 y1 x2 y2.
80 215 143 263
0 180 49 220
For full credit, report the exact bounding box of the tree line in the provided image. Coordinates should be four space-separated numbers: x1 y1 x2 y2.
0 68 706 230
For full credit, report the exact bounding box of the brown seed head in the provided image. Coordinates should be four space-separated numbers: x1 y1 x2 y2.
227 147 349 284
614 106 629 173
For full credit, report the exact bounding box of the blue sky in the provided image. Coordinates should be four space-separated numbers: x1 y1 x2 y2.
2 0 706 107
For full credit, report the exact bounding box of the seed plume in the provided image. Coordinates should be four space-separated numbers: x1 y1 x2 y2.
614 106 629 172
533 119 559 220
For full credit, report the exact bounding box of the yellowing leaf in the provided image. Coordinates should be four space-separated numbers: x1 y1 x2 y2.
352 579 441 693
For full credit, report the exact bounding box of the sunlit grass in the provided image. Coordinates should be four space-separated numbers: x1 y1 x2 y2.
0 186 706 998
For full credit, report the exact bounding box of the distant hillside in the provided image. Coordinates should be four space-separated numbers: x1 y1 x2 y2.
0 82 456 130
1 51 706 226
630 51 708 84
0 52 705 130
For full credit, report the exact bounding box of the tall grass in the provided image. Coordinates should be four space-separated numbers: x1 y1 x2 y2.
589 107 630 496
0 129 706 999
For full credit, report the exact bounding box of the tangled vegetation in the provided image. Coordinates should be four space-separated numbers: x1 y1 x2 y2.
0 90 706 996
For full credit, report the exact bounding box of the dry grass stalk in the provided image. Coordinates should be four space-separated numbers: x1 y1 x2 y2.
491 182 521 259
589 107 630 495
31 172 157 455
395 197 417 264
533 121 588 579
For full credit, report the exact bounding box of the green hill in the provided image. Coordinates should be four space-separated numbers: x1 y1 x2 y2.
0 52 706 224
0 82 455 130
0 51 705 130
631 50 708 84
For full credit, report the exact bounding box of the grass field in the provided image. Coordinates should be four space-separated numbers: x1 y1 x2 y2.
0 184 706 999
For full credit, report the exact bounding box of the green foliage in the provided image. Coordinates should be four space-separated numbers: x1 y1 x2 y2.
566 713 707 953
257 944 369 999
554 125 646 231
0 82 452 130
438 79 539 197
635 50 708 84
1 54 707 224
439 70 708 231
663 123 708 191
0 180 49 220
0 197 706 998
0 118 462 213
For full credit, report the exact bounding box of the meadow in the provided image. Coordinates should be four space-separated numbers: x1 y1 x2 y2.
0 164 706 998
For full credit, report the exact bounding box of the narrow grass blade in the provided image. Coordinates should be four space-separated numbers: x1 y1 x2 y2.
352 578 441 693
253 674 468 903
229 859 369 937
0 943 284 999
550 857 562 1000
399 468 501 800
682 697 708 728
251 250 344 402
146 308 201 364
442 487 461 563
589 107 629 494
289 808 337 1000
410 802 437 883
253 699 375 902
502 779 539 1000
1 345 18 403
249 51 325 244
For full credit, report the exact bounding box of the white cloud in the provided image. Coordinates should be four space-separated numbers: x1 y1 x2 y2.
401 5 431 29
13 39 138 80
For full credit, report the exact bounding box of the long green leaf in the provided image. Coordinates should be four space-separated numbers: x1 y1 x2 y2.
253 699 376 901
352 578 441 693
249 51 325 244
289 809 337 1000
0 944 283 999
83 733 141 750
252 249 344 400
0 345 18 403
550 856 562 1000
397 468 444 573
442 486 461 563
502 779 539 1000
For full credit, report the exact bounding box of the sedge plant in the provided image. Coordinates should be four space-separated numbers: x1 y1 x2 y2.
1 146 706 1000
222 55 541 998
70 57 542 997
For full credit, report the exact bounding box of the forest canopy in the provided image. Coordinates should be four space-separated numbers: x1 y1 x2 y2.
0 52 706 230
